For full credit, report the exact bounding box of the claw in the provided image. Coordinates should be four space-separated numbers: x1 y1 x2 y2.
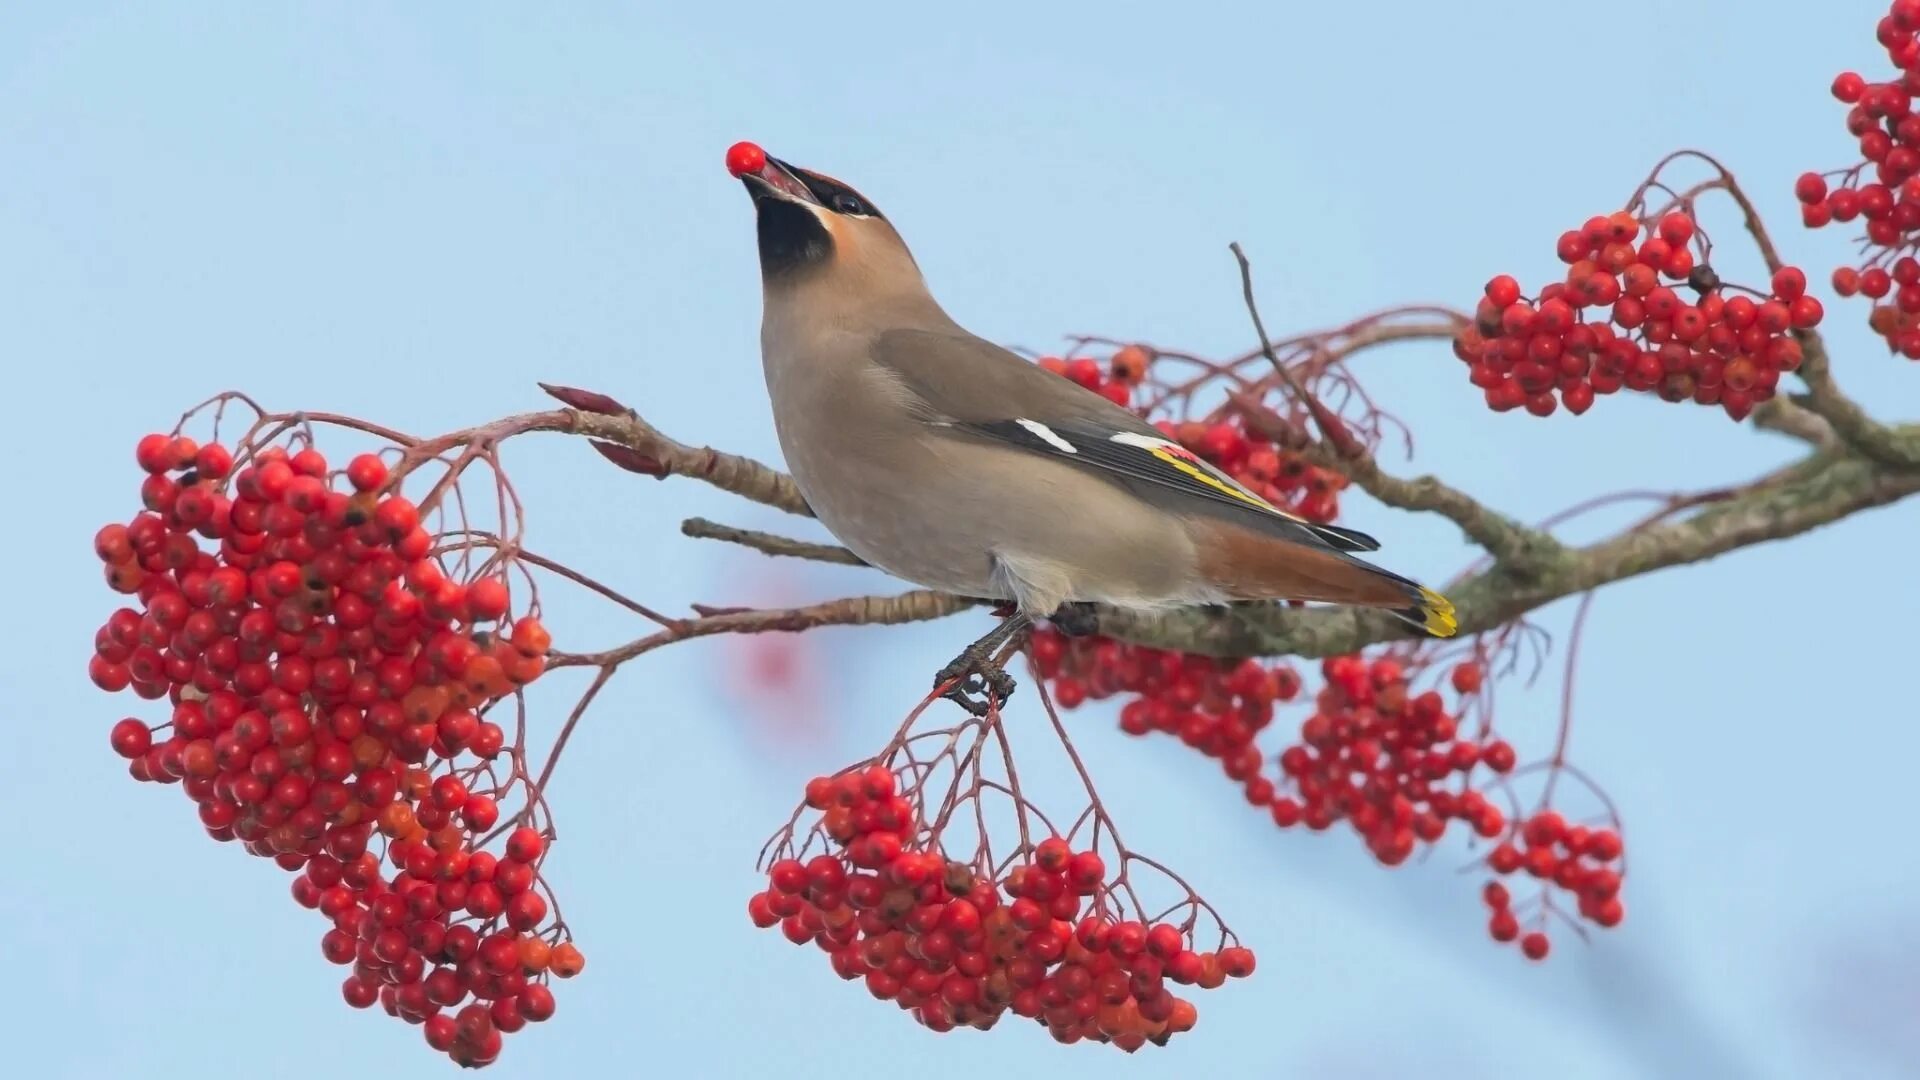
934 646 1017 716
933 613 1031 716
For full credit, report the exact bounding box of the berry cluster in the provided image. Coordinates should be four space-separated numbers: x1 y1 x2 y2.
92 431 578 1068
1453 210 1822 420
1031 629 1626 960
1480 882 1548 961
1859 288 1920 357
1268 656 1514 865
1483 807 1625 949
1800 1 1920 359
1032 629 1291 761
1038 344 1152 409
749 767 1253 1050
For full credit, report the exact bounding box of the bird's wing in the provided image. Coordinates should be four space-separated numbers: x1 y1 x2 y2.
870 327 1381 555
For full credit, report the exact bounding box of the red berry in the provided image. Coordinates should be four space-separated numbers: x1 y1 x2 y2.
345 453 387 492
341 976 378 1009
1488 910 1519 943
1485 274 1522 308
194 443 234 479
1657 212 1694 246
1583 828 1623 861
1218 945 1256 978
517 984 557 1023
506 827 544 863
725 140 768 177
466 577 511 622
505 890 548 931
1066 851 1105 892
769 858 808 894
461 795 499 831
135 433 176 473
1788 294 1824 329
1145 923 1184 959
110 718 152 759
1488 842 1523 874
1481 740 1517 773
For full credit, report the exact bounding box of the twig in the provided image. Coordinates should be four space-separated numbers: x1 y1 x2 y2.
1750 396 1837 448
549 589 977 669
1791 334 1920 468
680 518 867 566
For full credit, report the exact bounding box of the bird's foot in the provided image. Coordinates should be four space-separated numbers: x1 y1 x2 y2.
934 643 1018 717
933 612 1032 716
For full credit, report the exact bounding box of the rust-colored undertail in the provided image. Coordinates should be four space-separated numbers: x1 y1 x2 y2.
1192 519 1458 638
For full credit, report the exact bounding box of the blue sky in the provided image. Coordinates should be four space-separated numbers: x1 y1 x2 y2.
3 3 1917 1078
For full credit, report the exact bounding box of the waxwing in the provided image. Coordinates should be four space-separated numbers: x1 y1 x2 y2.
726 142 1455 711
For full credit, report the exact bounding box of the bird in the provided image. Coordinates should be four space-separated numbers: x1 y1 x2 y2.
724 141 1456 713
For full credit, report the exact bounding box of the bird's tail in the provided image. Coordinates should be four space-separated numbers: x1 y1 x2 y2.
1384 584 1458 639
1194 519 1459 638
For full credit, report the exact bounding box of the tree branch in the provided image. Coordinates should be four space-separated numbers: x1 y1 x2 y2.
1310 447 1567 569
551 589 975 669
680 517 866 566
1751 395 1837 448
602 407 1912 659
1790 331 1920 468
564 409 812 516
1093 438 1920 656
518 385 810 514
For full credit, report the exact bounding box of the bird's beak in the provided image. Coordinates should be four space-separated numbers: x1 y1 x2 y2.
739 155 819 207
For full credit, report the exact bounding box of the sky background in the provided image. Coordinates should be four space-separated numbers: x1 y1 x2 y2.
3 3 1918 1078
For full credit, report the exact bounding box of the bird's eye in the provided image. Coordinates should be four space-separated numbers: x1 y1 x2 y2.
832 193 865 215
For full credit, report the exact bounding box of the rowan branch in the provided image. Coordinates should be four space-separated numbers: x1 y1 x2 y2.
1751 395 1837 448
530 363 1914 660
680 517 866 566
1791 331 1920 467
1093 434 1920 656
1310 447 1566 569
534 383 811 516
552 589 976 669
550 389 1911 659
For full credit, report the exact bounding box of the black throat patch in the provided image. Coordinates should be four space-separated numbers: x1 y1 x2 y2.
755 198 832 280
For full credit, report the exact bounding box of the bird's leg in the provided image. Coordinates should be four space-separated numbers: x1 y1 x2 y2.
934 612 1032 716
1048 601 1101 638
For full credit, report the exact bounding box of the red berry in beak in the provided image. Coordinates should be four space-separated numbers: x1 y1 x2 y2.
726 140 767 178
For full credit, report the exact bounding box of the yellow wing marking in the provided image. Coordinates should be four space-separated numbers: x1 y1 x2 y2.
1145 445 1307 521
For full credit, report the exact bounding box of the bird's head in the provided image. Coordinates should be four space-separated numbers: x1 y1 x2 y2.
726 141 925 300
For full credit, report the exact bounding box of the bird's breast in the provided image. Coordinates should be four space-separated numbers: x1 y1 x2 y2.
762 346 1000 595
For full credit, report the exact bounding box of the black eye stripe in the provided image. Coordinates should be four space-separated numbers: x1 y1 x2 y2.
796 170 876 217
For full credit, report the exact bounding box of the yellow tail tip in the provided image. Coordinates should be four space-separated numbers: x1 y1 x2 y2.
1419 586 1459 638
